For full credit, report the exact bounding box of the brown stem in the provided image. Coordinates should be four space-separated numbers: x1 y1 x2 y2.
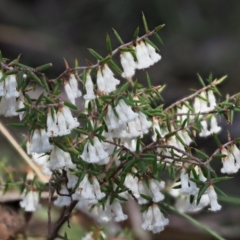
47 200 79 240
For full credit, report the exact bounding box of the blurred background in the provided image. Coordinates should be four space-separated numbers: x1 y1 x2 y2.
1 0 240 239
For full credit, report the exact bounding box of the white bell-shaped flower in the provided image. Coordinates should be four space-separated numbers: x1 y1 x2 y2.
49 146 66 170
136 41 153 69
69 73 82 98
47 108 58 137
180 168 198 195
83 73 96 100
57 110 71 136
62 150 76 169
208 185 221 211
102 64 120 93
80 137 109 164
29 129 41 153
54 185 71 207
105 105 120 130
199 91 210 112
64 81 75 104
98 200 114 222
93 137 109 160
30 129 53 153
92 176 106 200
221 147 238 174
96 68 106 92
120 51 136 78
231 144 240 169
117 99 138 123
121 138 137 152
66 170 78 189
124 173 140 198
141 206 154 230
72 174 97 204
199 120 211 137
152 204 169 233
61 106 80 130
207 90 217 110
138 111 152 135
112 201 128 222
0 96 18 117
146 42 162 64
20 190 41 212
5 75 19 98
40 129 53 152
210 115 221 134
149 179 165 203
137 181 151 205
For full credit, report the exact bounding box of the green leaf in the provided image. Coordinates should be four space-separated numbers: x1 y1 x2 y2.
35 63 52 72
142 12 149 32
64 100 78 110
133 26 139 41
88 48 103 60
16 107 27 113
106 34 112 55
197 183 209 205
28 71 43 86
145 38 160 51
153 32 163 45
212 133 222 147
194 148 209 160
197 73 205 87
112 28 124 44
108 60 122 74
155 24 165 31
40 76 50 92
166 114 171 132
99 56 111 65
8 122 26 127
212 176 232 184
219 195 240 205
15 63 34 70
140 193 152 201
214 186 227 197
216 75 227 85
189 177 203 185
146 72 152 88
5 70 18 75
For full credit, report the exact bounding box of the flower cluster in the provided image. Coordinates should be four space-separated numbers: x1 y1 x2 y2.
47 106 80 137
98 199 128 223
171 166 222 212
142 204 169 234
72 174 106 206
1 20 235 240
193 90 221 137
120 41 161 78
124 173 165 205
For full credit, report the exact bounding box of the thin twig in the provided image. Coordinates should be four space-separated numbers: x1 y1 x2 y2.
163 80 218 113
51 27 160 81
